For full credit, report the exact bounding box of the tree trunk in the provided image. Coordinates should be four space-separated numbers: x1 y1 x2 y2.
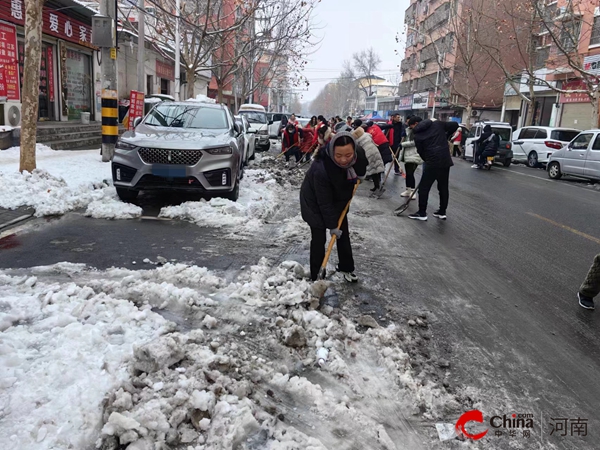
186 68 195 99
20 0 44 173
217 82 224 104
465 104 472 126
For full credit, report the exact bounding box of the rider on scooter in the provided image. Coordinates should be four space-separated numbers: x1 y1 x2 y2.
472 125 499 169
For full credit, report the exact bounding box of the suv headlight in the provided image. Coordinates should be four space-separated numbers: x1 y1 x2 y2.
205 147 233 155
115 141 138 151
258 129 268 135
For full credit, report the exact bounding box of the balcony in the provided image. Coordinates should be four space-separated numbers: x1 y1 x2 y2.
422 2 450 32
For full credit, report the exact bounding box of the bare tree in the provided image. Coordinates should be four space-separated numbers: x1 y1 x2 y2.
20 0 44 172
352 48 382 96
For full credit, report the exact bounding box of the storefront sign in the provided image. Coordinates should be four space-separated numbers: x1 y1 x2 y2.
430 89 450 107
128 90 145 130
47 46 54 102
413 91 429 109
0 0 96 49
156 60 174 81
398 95 413 110
0 66 6 97
0 22 19 101
559 80 590 104
584 54 600 76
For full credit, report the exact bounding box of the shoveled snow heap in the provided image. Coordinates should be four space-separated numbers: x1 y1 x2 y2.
0 144 142 219
0 258 480 450
159 169 284 232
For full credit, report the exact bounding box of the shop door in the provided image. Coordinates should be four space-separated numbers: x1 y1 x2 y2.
160 78 170 95
18 42 56 121
65 49 92 120
560 103 593 130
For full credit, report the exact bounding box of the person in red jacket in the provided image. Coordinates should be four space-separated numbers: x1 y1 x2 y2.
282 123 303 162
365 121 392 165
300 122 316 162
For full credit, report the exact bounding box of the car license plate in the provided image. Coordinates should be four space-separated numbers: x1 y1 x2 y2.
152 165 186 178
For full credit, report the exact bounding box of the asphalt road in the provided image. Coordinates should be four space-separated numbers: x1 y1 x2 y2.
1 154 600 448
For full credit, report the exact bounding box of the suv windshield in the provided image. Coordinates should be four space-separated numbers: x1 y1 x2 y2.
551 130 580 142
239 111 267 124
145 104 228 129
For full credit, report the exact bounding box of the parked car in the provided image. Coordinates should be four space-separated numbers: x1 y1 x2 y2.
547 130 600 182
239 104 270 151
267 112 288 138
234 114 256 165
464 121 514 167
112 101 245 202
512 126 580 168
297 118 310 128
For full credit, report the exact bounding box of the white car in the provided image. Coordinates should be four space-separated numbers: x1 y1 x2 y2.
547 130 600 182
234 115 256 166
238 104 270 151
512 126 580 168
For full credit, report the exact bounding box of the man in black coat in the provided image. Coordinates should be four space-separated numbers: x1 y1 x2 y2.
300 132 367 281
406 116 458 221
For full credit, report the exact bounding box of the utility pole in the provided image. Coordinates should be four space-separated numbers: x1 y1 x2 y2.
137 0 145 94
174 0 180 100
100 0 118 162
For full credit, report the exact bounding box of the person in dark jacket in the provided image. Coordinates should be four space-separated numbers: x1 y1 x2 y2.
578 253 600 310
380 112 406 175
300 132 367 282
405 116 458 221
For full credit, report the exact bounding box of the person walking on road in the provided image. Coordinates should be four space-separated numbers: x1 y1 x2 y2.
365 121 393 166
352 126 385 193
405 116 458 221
380 112 406 175
346 116 353 128
578 254 600 310
300 132 368 282
399 116 423 198
450 126 462 157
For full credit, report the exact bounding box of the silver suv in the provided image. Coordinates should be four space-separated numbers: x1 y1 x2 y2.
112 101 244 202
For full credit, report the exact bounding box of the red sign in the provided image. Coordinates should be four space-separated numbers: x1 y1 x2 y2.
0 0 96 49
559 80 590 104
156 60 174 81
128 90 145 131
0 66 6 97
0 22 19 101
47 46 54 102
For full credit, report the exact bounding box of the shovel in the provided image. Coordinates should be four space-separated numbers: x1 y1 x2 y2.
317 180 360 280
394 179 420 216
372 147 402 198
276 145 300 160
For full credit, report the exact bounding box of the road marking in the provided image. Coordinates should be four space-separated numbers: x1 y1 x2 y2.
495 166 597 192
527 212 600 245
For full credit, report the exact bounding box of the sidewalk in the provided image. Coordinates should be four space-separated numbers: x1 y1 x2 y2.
0 206 33 231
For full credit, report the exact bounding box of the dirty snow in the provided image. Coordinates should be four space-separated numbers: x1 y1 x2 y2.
0 145 141 219
159 169 283 232
0 252 495 450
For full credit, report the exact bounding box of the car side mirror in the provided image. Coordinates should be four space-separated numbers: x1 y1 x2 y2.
233 123 241 135
133 116 142 128
567 144 573 150
268 120 274 125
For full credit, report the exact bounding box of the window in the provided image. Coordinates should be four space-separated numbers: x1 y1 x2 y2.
492 127 512 142
551 130 580 142
145 105 228 129
591 16 600 46
571 133 593 149
560 21 581 52
520 128 538 139
592 134 600 150
146 75 153 95
534 129 547 139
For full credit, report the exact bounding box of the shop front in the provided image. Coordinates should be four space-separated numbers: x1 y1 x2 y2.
0 0 96 122
397 95 413 119
559 80 594 130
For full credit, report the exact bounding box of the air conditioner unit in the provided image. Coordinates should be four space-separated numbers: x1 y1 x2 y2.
3 102 21 127
419 62 426 69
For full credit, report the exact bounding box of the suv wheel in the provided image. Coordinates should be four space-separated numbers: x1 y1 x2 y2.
548 162 562 180
116 187 138 202
224 179 240 201
527 151 539 168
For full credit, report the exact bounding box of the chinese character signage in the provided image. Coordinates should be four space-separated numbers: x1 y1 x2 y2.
0 22 19 101
128 90 145 131
398 95 413 110
156 60 175 82
559 80 590 104
0 0 96 49
47 46 54 102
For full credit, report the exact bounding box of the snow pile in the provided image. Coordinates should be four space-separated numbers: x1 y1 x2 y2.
0 263 172 450
186 94 217 104
0 145 142 219
159 169 283 232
